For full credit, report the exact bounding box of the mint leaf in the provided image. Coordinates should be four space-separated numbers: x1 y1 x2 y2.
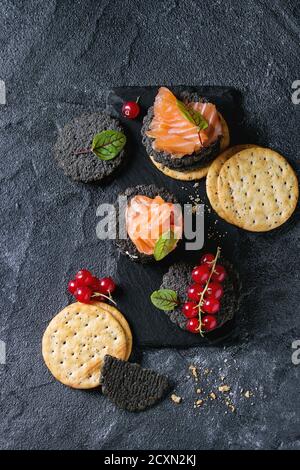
177 99 208 131
154 230 177 261
91 130 126 161
150 289 178 311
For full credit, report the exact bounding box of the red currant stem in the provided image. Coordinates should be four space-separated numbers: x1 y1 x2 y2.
196 246 221 336
136 96 140 104
72 147 92 156
92 292 117 306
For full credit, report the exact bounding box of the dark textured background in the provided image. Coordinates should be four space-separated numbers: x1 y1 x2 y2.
1 0 300 450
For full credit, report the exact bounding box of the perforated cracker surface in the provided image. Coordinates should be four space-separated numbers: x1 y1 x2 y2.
206 145 257 218
42 303 127 389
217 148 298 232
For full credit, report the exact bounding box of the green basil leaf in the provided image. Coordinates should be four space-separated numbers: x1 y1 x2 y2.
150 289 178 311
154 230 177 261
91 130 126 161
177 99 208 131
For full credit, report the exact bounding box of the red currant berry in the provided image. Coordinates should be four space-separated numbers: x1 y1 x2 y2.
206 282 223 300
90 276 102 292
187 284 204 301
122 101 140 119
186 317 200 333
99 277 116 295
202 315 218 332
191 265 210 284
200 253 215 266
202 297 220 314
68 279 78 295
212 265 227 283
182 302 198 319
75 286 92 304
75 269 93 287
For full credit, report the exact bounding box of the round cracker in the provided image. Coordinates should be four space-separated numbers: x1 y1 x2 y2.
150 156 210 181
219 113 230 151
42 302 127 389
149 114 230 182
90 301 132 360
217 148 299 232
206 144 259 218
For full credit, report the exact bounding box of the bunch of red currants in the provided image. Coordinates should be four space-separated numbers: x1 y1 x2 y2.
68 269 116 304
182 253 227 334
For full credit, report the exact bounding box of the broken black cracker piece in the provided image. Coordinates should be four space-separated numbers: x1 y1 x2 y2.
160 257 240 332
101 355 170 412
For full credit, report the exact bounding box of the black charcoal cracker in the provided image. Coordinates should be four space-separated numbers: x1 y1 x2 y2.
54 112 126 183
141 92 221 171
160 257 240 332
101 355 170 412
115 184 180 263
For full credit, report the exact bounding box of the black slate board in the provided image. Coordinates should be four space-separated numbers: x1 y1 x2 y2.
105 86 243 348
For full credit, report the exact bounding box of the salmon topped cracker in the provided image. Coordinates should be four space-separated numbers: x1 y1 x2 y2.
146 87 223 158
126 194 182 255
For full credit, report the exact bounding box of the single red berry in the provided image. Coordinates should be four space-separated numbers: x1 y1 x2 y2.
200 253 215 266
182 302 198 319
186 317 200 333
75 286 92 304
202 315 218 332
90 276 103 292
202 297 220 314
206 282 223 300
68 279 78 295
187 284 204 301
122 101 140 119
99 277 116 295
212 265 227 283
75 269 93 287
191 265 210 284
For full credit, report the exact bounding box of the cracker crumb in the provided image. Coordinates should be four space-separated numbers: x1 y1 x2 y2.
195 399 203 408
196 388 202 394
225 400 235 412
210 392 217 400
218 385 231 393
171 394 182 404
189 365 198 380
227 403 235 413
204 368 210 375
244 391 251 398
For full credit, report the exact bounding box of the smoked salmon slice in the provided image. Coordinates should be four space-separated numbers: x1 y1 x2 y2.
146 87 223 157
126 195 182 255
